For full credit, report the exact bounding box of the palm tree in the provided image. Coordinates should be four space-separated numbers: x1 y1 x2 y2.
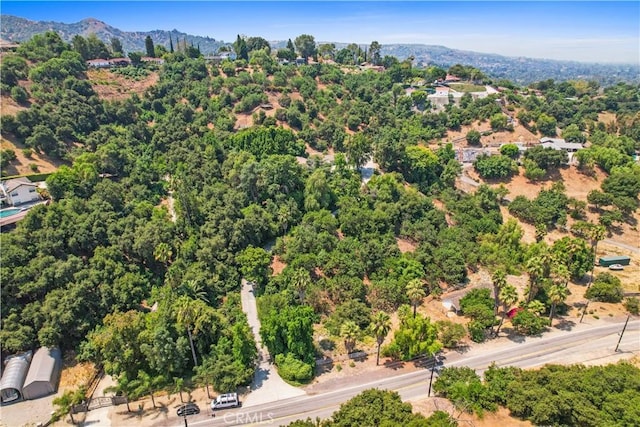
292 268 311 304
173 377 185 403
525 256 545 303
340 321 360 354
406 279 426 318
130 370 164 409
495 284 518 336
548 284 569 325
550 263 570 288
175 296 199 366
527 300 546 316
153 242 173 266
491 269 507 316
104 376 133 412
370 312 391 365
587 224 606 288
181 280 209 303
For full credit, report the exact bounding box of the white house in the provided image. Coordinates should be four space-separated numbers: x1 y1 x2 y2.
0 177 41 206
539 137 584 153
86 58 111 68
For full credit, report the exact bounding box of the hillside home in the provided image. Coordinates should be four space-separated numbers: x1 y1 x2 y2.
0 177 41 206
86 58 111 68
539 138 584 153
141 57 165 65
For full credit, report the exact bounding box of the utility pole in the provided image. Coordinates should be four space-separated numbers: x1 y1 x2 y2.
579 300 590 323
427 352 438 397
615 314 631 352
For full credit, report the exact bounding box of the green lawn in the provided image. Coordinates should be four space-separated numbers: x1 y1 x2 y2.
449 83 487 93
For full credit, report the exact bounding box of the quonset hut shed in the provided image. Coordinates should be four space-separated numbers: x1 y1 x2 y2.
0 352 31 403
22 347 62 400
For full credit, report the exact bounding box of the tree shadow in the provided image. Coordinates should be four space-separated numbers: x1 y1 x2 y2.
318 338 335 351
554 319 576 331
314 358 334 377
249 365 270 391
504 328 526 343
383 359 406 370
450 344 471 354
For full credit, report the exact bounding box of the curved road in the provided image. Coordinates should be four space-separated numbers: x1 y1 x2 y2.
189 319 639 426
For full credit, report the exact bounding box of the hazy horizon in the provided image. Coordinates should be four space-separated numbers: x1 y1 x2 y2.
2 1 639 64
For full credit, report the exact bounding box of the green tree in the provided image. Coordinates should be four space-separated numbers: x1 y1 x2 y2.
547 284 569 325
369 41 382 65
145 36 155 57
406 279 426 318
110 37 124 56
340 320 360 354
383 314 441 360
345 133 371 169
328 389 429 426
435 320 466 349
536 113 557 136
495 284 518 336
234 35 249 61
236 246 272 289
129 370 164 408
500 143 520 159
369 311 391 365
294 34 317 59
585 272 624 302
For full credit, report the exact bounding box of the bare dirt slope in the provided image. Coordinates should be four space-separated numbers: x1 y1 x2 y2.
88 69 159 101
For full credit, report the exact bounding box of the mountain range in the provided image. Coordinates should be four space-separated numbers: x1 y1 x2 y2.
1 14 638 86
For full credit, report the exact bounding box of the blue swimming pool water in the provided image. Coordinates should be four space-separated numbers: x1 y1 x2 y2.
0 208 22 218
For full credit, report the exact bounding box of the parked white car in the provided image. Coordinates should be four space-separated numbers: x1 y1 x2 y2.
609 264 624 271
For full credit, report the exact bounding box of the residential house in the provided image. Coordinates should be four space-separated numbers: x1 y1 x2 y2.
86 58 111 68
0 177 41 206
539 137 584 153
141 57 165 65
539 137 584 164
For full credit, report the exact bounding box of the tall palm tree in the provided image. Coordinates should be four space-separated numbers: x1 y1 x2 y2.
175 296 200 366
548 284 569 325
406 279 426 318
491 269 507 316
292 268 311 304
181 279 209 303
495 284 518 336
340 321 360 354
587 224 606 288
370 312 391 365
525 256 545 303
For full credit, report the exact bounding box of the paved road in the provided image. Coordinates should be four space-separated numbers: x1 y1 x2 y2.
189 319 639 426
240 280 306 407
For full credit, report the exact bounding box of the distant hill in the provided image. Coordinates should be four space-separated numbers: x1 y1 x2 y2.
2 14 638 85
0 15 227 55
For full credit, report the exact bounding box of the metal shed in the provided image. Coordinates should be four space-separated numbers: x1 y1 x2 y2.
0 352 32 403
21 347 62 400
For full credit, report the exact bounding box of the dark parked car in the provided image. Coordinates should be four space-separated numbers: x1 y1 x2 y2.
177 403 200 417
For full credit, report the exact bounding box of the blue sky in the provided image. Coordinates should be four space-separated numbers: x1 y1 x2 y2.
2 1 639 63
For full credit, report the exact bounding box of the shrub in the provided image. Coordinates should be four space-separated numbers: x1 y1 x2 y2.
275 353 313 382
474 154 518 179
10 86 28 104
500 143 520 159
436 320 466 348
585 273 624 303
624 297 639 315
466 129 482 146
22 148 33 158
512 310 548 335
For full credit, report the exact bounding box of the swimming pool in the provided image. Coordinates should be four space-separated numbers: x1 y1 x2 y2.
0 208 22 218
